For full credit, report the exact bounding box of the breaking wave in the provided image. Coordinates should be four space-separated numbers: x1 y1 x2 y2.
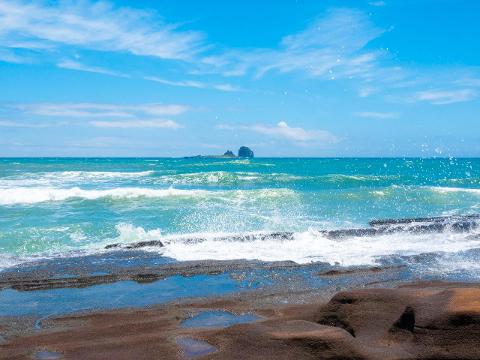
0 186 296 205
427 186 480 195
105 215 480 266
0 187 208 205
0 171 154 187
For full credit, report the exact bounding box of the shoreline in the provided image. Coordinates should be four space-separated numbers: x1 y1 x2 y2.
0 256 414 319
0 212 479 358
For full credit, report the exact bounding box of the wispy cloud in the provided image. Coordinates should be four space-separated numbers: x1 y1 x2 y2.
368 1 386 7
90 119 182 129
413 89 477 105
144 76 241 92
218 121 338 143
14 103 189 118
0 48 27 63
358 87 378 98
3 103 189 130
144 77 205 89
195 8 479 106
455 76 480 87
69 136 130 149
211 83 241 92
0 120 48 128
57 59 127 77
0 0 204 61
198 9 389 84
354 111 399 119
2 1 479 108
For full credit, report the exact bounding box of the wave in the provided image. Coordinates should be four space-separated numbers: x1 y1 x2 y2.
150 172 401 187
105 217 480 266
0 170 397 188
0 171 154 187
154 171 302 185
428 186 480 195
162 230 480 266
0 186 296 205
0 187 208 205
2 215 480 270
321 174 400 182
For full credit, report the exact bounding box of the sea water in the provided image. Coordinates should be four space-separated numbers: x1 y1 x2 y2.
0 157 479 271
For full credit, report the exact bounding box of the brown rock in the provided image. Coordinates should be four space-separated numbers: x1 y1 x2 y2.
1 281 479 359
206 283 480 359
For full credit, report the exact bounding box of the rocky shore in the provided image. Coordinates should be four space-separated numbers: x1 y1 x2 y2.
1 280 479 359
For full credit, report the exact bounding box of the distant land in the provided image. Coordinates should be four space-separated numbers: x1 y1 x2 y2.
184 146 254 159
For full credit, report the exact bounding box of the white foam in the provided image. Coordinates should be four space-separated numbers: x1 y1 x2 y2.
156 171 305 185
100 224 480 266
156 171 260 185
3 224 480 271
53 170 154 179
0 187 208 205
0 186 296 205
0 171 154 187
114 223 163 243
159 229 480 266
428 186 480 195
0 254 29 270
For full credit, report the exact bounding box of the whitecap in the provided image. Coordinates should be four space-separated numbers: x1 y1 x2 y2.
0 187 208 205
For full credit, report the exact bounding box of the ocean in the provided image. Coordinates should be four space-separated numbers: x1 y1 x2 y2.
1 157 479 272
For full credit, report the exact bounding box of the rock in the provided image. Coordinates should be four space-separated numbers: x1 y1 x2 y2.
238 146 254 158
223 150 236 157
125 240 164 249
205 282 480 359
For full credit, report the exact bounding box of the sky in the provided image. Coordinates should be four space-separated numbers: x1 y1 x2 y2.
0 0 479 157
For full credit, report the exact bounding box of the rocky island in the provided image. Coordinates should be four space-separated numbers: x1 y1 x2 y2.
185 146 254 159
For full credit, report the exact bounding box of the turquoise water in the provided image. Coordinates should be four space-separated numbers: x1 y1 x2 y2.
1 157 479 269
0 273 246 316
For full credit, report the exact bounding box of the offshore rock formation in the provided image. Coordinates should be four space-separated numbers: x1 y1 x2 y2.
184 146 254 158
238 146 254 158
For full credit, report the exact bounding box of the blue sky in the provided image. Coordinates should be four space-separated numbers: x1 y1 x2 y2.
0 0 479 157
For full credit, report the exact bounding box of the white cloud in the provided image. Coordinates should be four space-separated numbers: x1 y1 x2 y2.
144 76 241 92
0 47 26 63
193 8 480 107
2 1 478 107
413 89 477 105
354 111 399 119
14 103 189 118
0 120 47 127
3 103 189 129
456 77 480 87
358 87 378 98
0 0 204 60
212 83 241 92
368 1 386 7
69 136 129 149
144 77 205 89
198 9 388 83
218 121 337 143
57 59 127 77
90 119 182 129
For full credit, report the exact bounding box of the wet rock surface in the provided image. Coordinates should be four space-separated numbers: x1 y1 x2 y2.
1 281 479 359
205 282 480 359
